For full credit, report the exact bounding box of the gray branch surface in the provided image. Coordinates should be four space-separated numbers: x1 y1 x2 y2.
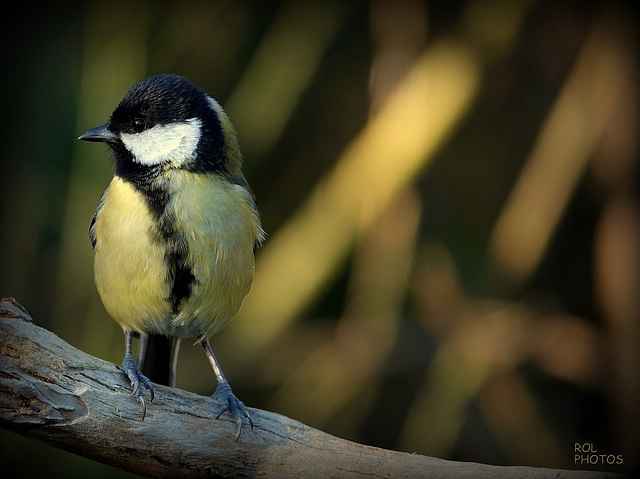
0 301 626 478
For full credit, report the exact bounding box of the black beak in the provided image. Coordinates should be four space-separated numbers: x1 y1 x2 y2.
78 124 117 143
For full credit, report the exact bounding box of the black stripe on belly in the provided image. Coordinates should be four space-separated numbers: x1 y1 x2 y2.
123 173 197 315
164 227 197 315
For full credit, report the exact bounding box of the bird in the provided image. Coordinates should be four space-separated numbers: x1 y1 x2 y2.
78 73 265 440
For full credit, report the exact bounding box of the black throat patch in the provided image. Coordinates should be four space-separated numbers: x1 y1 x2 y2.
123 173 197 316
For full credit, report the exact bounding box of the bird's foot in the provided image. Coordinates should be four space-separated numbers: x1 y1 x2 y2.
213 381 253 441
121 352 154 420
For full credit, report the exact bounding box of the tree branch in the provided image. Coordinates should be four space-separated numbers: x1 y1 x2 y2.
0 299 625 478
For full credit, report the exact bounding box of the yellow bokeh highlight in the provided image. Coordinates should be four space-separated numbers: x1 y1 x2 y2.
230 40 481 359
489 20 632 281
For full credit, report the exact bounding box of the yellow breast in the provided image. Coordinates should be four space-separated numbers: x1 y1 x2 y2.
92 172 263 338
168 171 263 337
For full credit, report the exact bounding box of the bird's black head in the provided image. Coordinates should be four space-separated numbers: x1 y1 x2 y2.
79 74 240 182
110 74 206 135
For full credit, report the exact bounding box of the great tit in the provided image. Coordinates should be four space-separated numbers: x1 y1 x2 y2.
78 73 265 439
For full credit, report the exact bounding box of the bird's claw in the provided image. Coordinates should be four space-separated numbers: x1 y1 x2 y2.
121 353 154 420
213 382 253 441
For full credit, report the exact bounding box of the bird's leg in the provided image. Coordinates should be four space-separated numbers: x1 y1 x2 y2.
121 330 154 420
168 337 181 388
202 338 253 440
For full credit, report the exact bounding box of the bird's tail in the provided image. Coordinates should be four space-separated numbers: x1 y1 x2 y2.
137 333 180 387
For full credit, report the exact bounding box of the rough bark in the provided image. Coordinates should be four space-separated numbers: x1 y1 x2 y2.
0 299 626 478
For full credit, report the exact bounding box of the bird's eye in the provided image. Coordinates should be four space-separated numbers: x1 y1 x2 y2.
132 118 147 132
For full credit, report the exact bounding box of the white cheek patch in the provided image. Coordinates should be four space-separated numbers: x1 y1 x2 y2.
120 118 202 167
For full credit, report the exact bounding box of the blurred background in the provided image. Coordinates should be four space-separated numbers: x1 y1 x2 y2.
1 0 638 477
